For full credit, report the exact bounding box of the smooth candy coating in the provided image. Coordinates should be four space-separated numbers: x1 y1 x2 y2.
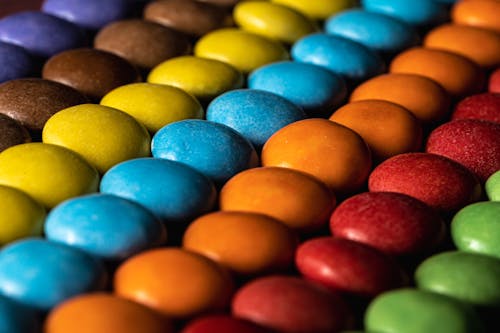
486 170 500 201
0 295 39 333
183 211 297 275
271 0 355 20
0 114 30 153
365 289 484 333
0 143 99 209
325 9 419 53
206 89 306 149
362 0 446 26
114 248 233 318
148 56 243 101
0 78 88 131
0 42 32 83
100 158 216 222
415 251 500 306
46 293 173 333
291 33 385 83
43 48 140 101
490 68 500 93
0 11 85 58
452 92 500 124
330 100 422 161
452 201 500 259
248 61 347 117
101 83 203 133
234 1 318 44
42 104 151 173
262 119 371 194
195 28 289 74
152 119 258 186
0 239 104 311
452 0 500 33
350 73 451 123
45 194 166 260
182 315 272 333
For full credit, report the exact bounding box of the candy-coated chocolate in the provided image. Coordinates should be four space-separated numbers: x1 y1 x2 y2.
100 158 216 222
0 114 30 152
45 293 174 333
114 248 233 318
42 103 151 173
195 28 289 74
0 295 40 333
206 89 306 149
148 56 243 101
330 192 445 255
152 119 258 186
452 0 500 33
183 211 297 275
234 1 318 44
325 9 419 53
101 83 203 133
0 78 88 131
296 237 407 296
182 315 272 333
452 201 500 259
424 24 500 68
350 73 451 123
415 251 500 306
291 33 385 83
486 170 500 201
262 119 371 194
330 100 422 161
248 61 346 117
0 143 99 209
0 42 32 83
43 48 140 101
489 68 500 93
0 239 104 311
271 0 355 20
365 289 484 333
361 0 446 26
45 194 166 260
220 167 336 232
232 275 351 333
198 0 240 6
0 11 85 58
452 92 500 124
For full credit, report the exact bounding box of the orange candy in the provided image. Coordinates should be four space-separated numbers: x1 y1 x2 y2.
424 24 500 68
114 248 233 318
220 167 335 231
261 119 371 194
350 73 450 123
183 211 298 275
452 0 500 33
390 47 484 98
330 100 422 161
45 293 174 333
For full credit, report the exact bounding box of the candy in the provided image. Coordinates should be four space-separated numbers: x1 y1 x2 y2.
452 0 500 33
152 119 258 186
0 114 30 152
182 315 272 333
489 68 500 93
114 247 233 318
271 0 355 20
486 170 500 201
0 42 32 83
0 143 99 209
0 295 40 333
42 103 151 173
361 0 446 26
0 238 104 311
206 89 306 149
195 28 289 74
101 82 203 133
452 92 500 124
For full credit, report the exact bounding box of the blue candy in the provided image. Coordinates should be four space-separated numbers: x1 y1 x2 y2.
247 61 346 117
100 157 216 222
152 120 259 186
0 42 32 83
291 33 385 82
42 0 130 31
0 239 104 311
0 295 39 333
206 89 306 149
45 194 166 260
362 0 446 26
325 9 419 53
0 11 86 58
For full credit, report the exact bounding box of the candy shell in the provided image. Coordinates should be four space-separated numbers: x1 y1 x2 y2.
452 92 500 124
0 42 32 83
452 0 500 33
489 68 500 93
271 0 355 20
0 295 39 333
0 114 30 153
361 0 446 25
182 315 272 333
486 170 500 201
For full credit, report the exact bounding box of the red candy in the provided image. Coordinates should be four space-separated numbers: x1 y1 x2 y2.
182 315 273 333
489 67 500 93
452 92 500 124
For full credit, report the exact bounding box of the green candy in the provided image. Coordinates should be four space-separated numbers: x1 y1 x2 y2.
486 170 500 201
365 288 483 333
415 251 500 306
452 201 500 258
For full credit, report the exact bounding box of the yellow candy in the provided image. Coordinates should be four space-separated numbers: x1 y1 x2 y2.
0 143 99 208
234 1 318 44
101 83 203 133
194 28 289 74
148 56 244 101
43 104 151 173
272 0 355 20
0 185 45 245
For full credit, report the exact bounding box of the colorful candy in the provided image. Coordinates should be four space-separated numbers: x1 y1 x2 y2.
361 0 446 26
0 42 32 83
452 92 500 124
486 170 500 201
0 114 30 152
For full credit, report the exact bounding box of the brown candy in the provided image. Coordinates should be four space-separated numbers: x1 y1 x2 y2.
0 114 31 152
144 0 233 37
42 48 141 101
0 78 88 131
94 19 191 70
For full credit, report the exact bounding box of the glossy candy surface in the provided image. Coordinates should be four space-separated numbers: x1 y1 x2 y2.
182 315 272 333
271 0 355 20
486 170 500 201
452 0 500 33
0 42 32 83
361 0 446 26
0 114 30 153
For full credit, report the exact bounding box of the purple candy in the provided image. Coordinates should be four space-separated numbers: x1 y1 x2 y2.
0 42 33 83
